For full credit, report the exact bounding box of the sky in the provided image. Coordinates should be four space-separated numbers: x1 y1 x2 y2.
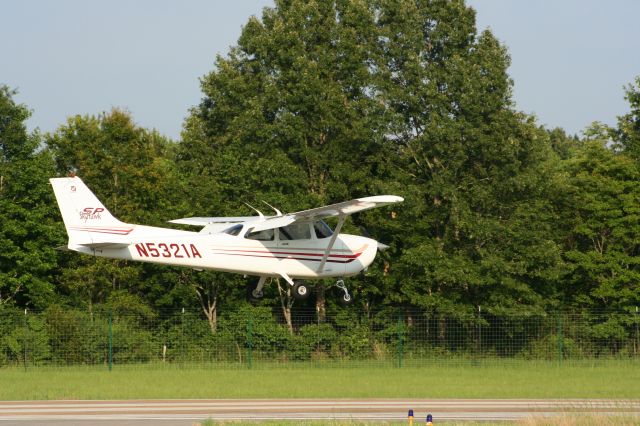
2 0 640 140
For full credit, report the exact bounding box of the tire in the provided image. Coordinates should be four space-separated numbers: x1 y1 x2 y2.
339 292 354 306
292 281 311 300
246 282 264 302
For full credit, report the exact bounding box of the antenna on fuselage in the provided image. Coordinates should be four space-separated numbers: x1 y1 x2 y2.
262 201 283 217
244 203 265 220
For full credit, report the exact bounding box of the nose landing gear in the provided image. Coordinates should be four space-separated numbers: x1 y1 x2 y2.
335 279 353 305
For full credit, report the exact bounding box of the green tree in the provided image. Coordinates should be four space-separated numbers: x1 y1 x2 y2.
46 109 186 310
613 75 640 158
562 140 640 312
182 0 566 321
548 127 581 160
373 0 563 316
0 86 61 309
181 0 392 321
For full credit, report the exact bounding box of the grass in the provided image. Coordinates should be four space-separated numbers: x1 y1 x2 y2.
1 360 639 400
195 418 640 426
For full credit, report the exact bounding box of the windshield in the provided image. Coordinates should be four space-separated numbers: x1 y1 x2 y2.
313 220 333 238
223 224 243 236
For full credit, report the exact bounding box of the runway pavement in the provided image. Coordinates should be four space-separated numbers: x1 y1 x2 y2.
0 399 639 425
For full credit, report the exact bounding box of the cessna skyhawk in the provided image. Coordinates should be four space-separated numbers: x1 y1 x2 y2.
50 176 403 304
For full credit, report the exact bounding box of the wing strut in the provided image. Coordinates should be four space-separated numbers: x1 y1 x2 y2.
317 214 346 273
278 271 294 286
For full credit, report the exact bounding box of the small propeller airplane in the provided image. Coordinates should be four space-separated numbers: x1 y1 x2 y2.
50 176 403 304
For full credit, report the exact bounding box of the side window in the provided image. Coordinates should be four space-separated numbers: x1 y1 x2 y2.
279 222 311 240
246 228 275 241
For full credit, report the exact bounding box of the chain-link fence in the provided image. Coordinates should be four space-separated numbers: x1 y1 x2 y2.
1 305 639 369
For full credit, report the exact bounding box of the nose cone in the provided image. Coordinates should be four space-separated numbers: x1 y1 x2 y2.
340 234 379 275
360 239 378 270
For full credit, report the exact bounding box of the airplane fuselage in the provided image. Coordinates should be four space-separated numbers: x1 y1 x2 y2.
70 224 378 279
50 175 400 302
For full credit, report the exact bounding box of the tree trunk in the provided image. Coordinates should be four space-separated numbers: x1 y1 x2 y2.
438 314 447 347
203 300 217 334
316 282 326 323
276 278 294 334
194 282 218 334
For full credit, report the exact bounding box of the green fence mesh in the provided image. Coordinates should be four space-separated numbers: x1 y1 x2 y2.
1 305 639 369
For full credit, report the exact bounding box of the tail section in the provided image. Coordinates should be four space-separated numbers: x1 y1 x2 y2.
50 176 134 247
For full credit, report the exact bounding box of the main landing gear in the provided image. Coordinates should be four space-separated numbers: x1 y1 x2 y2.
247 276 267 302
247 277 354 305
290 279 352 305
292 281 311 301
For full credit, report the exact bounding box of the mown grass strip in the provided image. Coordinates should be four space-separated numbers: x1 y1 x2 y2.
1 361 639 400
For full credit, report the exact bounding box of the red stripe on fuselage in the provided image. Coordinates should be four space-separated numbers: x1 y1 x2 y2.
69 226 134 235
209 246 367 264
210 251 358 264
211 248 364 259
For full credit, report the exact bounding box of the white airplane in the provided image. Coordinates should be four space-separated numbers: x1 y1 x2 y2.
50 176 403 304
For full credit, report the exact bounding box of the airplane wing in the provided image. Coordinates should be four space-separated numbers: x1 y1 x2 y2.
168 216 258 226
170 195 403 233
249 195 403 232
289 195 404 220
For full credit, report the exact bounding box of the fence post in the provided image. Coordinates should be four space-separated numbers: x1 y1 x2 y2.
108 311 113 371
181 307 185 365
23 309 28 372
477 305 482 362
247 318 253 369
635 306 639 358
557 313 563 365
396 313 404 368
473 305 482 365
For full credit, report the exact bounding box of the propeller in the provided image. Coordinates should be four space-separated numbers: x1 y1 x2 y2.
360 226 391 251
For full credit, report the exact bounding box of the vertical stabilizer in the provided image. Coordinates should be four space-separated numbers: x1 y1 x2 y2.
49 177 134 246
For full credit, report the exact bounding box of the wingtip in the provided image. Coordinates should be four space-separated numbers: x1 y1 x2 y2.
358 195 404 203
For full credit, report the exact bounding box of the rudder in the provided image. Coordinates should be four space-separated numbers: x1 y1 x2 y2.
49 176 133 245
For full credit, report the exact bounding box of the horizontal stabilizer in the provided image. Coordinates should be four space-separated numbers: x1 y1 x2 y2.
78 242 131 250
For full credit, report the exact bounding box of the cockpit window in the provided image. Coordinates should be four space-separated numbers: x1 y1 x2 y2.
313 220 333 239
246 228 275 241
279 222 311 240
223 224 243 236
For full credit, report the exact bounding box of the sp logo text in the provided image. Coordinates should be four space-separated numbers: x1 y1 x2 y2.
79 207 104 222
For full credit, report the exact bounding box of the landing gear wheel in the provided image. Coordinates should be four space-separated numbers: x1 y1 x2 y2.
246 283 264 302
292 281 311 300
339 291 354 306
335 279 354 306
247 277 267 302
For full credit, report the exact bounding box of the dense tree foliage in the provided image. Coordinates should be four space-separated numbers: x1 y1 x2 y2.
1 0 639 340
0 86 61 309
